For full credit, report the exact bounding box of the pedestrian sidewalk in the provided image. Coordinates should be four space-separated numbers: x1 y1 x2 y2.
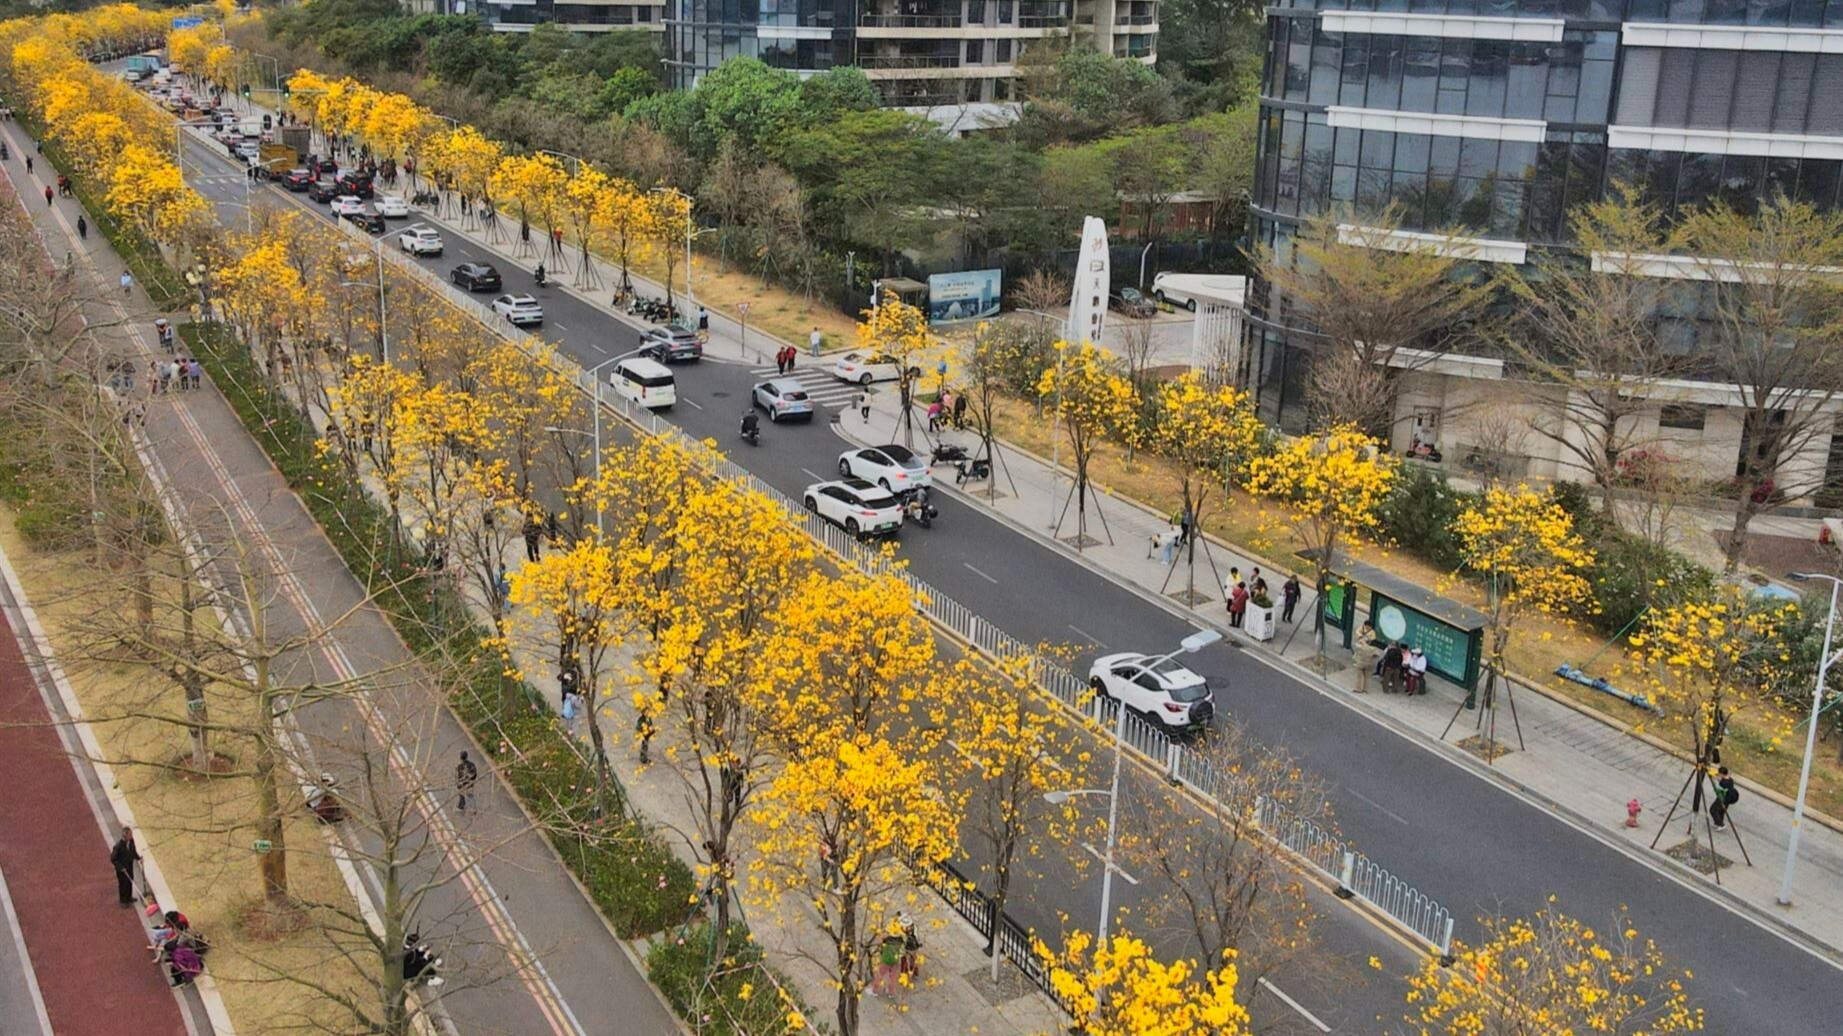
843 392 1843 965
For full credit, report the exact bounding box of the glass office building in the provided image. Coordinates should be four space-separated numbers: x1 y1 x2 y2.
1246 0 1843 436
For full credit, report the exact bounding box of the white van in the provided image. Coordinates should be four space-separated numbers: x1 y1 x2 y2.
611 357 677 410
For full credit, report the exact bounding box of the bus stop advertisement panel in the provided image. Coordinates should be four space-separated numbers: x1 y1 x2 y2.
1365 590 1483 691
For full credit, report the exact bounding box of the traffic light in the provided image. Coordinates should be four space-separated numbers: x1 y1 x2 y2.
280 81 290 99
240 82 251 98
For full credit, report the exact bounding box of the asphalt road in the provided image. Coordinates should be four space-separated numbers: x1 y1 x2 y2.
169 113 1843 1033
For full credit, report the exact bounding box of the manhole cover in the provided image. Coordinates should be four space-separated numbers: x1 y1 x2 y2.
709 391 730 398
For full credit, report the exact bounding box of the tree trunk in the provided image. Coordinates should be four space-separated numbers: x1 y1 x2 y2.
1723 490 1757 573
254 687 289 902
836 890 861 1036
989 828 1017 982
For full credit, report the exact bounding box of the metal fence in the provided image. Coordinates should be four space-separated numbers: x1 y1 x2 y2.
355 211 1460 971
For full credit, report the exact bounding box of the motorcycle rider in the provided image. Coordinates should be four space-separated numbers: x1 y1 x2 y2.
533 262 547 287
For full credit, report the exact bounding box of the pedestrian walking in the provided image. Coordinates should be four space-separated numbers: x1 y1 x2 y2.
1405 647 1428 695
24 155 31 175
110 827 141 905
545 509 562 545
42 183 52 207
75 214 86 239
697 305 709 332
926 398 944 432
522 513 543 562
808 326 822 355
855 391 870 422
454 751 478 812
1281 575 1301 623
1228 581 1248 628
186 358 203 390
1354 622 1378 693
952 390 967 430
1381 642 1405 694
120 271 133 295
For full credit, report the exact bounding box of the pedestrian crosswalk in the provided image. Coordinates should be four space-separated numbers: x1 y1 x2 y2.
746 364 873 409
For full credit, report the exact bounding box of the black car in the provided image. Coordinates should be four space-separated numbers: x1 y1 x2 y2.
450 263 502 292
639 326 705 363
282 168 315 191
310 156 338 175
307 179 341 203
335 173 374 199
1109 286 1156 318
346 210 387 235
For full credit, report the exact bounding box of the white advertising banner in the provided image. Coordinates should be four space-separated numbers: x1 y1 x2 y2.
1067 216 1110 346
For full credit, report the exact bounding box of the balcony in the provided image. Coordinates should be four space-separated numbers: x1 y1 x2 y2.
859 53 963 68
1113 13 1156 23
859 9 961 26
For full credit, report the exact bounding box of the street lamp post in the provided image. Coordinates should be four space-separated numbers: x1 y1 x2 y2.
574 355 626 537
1047 628 1221 949
1779 571 1843 906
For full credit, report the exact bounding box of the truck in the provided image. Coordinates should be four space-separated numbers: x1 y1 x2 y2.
279 125 311 155
257 141 303 179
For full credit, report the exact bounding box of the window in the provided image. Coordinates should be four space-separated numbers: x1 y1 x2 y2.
996 38 1011 62
966 38 983 62
1659 404 1706 431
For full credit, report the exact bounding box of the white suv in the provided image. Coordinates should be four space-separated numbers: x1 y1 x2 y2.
1088 651 1215 730
803 479 904 539
493 294 544 327
398 227 443 256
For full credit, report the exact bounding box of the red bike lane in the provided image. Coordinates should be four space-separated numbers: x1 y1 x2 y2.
0 605 190 1036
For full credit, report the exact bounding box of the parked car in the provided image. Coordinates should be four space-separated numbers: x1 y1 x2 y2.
831 351 903 385
1087 652 1215 730
330 195 366 217
1109 286 1156 318
751 378 814 422
803 479 903 539
450 263 502 292
837 444 931 491
638 326 704 363
398 227 443 256
374 194 409 218
492 293 544 327
307 179 341 203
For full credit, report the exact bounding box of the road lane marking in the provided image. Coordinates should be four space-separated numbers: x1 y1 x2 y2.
1258 977 1331 1033
800 468 822 482
1067 623 1107 648
963 562 999 585
1348 788 1410 827
1080 843 1138 885
680 397 703 410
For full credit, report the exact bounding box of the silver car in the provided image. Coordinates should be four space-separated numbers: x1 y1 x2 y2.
752 378 814 422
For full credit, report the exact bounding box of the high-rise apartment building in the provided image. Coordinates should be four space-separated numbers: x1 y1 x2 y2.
663 0 1157 114
1246 0 1843 490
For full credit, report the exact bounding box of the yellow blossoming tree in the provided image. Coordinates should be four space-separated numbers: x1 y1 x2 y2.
1038 341 1140 551
1452 485 1596 755
1147 372 1264 602
1035 928 1250 1036
856 289 949 447
1243 424 1395 664
1405 905 1702 1036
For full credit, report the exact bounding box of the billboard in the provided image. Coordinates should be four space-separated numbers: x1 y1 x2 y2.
927 269 1002 323
1067 216 1110 344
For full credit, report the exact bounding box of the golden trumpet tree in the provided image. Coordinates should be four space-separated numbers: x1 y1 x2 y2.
391 380 486 567
643 187 691 309
563 165 611 276
1147 372 1263 598
105 143 210 247
1405 905 1702 1036
491 152 570 249
327 357 423 524
596 177 650 296
1037 341 1140 551
748 735 961 1036
1244 424 1394 664
1454 486 1596 715
1034 929 1251 1036
856 288 950 446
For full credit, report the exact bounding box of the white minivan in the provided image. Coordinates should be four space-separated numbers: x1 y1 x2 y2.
611 357 677 410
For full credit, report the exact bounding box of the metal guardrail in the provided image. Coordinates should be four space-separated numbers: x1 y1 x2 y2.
923 858 1081 1015
343 202 1461 965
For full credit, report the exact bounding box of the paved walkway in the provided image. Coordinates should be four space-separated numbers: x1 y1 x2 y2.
0 117 685 1036
0 594 196 1036
838 390 1843 965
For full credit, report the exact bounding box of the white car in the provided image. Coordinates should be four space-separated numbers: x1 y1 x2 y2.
831 351 903 385
837 444 931 492
330 195 366 217
374 194 410 218
1088 652 1215 730
234 140 261 161
803 479 904 539
492 293 544 327
398 227 443 256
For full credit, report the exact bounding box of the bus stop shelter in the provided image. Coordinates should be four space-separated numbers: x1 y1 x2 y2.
1300 550 1487 692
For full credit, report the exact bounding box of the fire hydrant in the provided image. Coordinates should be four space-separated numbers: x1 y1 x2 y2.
1626 799 1643 828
